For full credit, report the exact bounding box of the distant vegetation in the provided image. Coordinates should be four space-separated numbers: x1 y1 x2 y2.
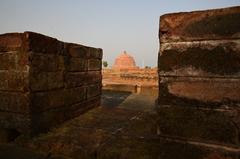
103 61 108 68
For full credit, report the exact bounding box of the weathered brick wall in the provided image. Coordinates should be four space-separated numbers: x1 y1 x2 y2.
102 68 158 87
158 6 240 152
0 32 102 134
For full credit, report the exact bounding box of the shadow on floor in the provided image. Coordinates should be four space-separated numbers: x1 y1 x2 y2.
101 90 132 108
102 88 158 112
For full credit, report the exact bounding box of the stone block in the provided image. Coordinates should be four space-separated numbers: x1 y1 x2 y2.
160 6 240 43
86 71 102 84
0 51 28 71
87 83 101 99
159 77 240 105
29 53 65 72
156 105 239 147
0 71 28 92
159 6 240 106
65 71 101 88
88 48 103 59
24 32 65 55
67 44 102 59
0 92 30 113
66 57 87 72
159 40 240 77
29 71 64 91
0 52 18 70
0 33 22 52
47 72 64 90
64 96 101 120
31 96 100 133
67 43 88 58
29 71 47 91
65 72 86 88
88 59 101 71
31 90 65 112
64 87 86 106
31 87 86 113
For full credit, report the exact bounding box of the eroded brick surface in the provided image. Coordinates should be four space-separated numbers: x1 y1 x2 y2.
160 6 240 42
158 6 240 152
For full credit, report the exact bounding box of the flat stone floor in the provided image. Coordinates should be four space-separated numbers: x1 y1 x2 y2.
0 89 237 159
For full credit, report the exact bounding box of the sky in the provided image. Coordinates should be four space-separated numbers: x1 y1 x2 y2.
0 0 240 67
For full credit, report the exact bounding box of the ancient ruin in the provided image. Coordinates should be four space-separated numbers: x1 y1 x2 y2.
158 5 240 155
103 51 158 92
112 51 138 70
0 32 102 136
0 5 239 159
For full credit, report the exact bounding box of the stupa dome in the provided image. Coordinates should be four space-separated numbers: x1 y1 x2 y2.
113 51 138 69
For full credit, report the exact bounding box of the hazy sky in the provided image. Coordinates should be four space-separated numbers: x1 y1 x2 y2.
1 0 240 67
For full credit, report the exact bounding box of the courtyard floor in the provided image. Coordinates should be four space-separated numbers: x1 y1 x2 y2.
0 89 234 159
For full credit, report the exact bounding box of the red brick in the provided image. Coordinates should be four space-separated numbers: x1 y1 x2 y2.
86 71 102 84
165 78 240 103
29 53 65 72
66 57 87 72
67 43 88 58
65 72 86 88
160 6 240 43
23 32 64 55
0 92 30 113
88 47 103 59
87 83 101 99
0 33 22 52
88 59 101 71
0 71 28 92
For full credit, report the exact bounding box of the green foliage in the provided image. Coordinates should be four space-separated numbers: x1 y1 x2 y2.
103 61 108 68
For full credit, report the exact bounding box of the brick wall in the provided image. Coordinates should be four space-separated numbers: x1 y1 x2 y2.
0 32 102 134
158 6 240 151
102 68 158 87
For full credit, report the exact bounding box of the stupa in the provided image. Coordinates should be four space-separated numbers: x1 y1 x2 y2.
112 51 138 70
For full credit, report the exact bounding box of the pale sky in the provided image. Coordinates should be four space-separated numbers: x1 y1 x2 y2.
0 0 240 67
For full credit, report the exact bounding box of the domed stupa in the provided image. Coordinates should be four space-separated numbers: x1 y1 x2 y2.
113 51 138 70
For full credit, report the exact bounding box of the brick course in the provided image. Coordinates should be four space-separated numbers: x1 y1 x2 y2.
158 6 240 152
0 31 102 135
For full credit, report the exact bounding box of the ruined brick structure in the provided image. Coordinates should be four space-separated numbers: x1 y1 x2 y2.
103 51 158 92
112 51 139 70
103 68 158 86
103 68 158 93
0 32 102 135
158 6 240 153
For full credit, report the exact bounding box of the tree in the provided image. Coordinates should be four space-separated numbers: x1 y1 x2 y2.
103 61 108 68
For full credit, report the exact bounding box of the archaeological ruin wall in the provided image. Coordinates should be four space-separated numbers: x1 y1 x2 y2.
0 32 102 135
158 6 240 151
